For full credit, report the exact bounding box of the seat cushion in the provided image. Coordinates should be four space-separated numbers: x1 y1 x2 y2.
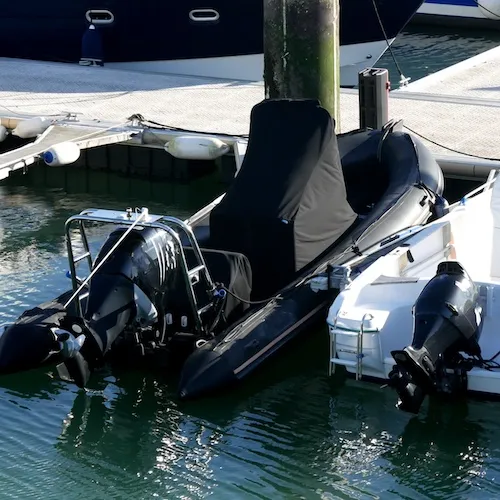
183 247 253 326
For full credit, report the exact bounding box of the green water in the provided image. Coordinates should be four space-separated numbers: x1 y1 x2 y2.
378 25 500 86
2 27 500 499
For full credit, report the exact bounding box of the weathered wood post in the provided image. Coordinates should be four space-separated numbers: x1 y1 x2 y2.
263 0 340 125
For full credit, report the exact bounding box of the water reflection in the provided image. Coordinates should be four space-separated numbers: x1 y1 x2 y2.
0 325 495 499
382 402 489 499
42 364 499 500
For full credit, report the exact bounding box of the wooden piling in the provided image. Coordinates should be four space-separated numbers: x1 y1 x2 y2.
263 0 340 124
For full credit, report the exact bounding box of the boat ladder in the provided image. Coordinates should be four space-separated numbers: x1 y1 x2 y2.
328 312 377 381
64 207 215 335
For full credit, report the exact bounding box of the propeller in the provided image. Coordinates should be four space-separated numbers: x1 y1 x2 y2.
54 329 91 389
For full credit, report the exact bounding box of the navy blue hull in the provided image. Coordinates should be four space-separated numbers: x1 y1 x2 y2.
1 0 424 63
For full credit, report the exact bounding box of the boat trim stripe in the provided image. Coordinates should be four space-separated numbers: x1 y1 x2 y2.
233 301 328 376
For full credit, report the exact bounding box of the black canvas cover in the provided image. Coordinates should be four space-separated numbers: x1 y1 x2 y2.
209 98 357 298
182 247 253 326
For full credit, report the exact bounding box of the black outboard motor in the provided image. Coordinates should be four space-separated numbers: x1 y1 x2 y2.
389 261 483 414
65 226 183 385
0 226 185 386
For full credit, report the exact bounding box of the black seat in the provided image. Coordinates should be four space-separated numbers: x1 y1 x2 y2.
183 247 253 326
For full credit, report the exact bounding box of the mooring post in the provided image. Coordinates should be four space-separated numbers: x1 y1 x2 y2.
263 0 340 126
358 68 390 130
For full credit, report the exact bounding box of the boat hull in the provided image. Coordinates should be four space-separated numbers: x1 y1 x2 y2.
179 286 332 399
415 0 500 29
327 176 500 408
178 127 445 400
105 39 395 87
1 0 423 86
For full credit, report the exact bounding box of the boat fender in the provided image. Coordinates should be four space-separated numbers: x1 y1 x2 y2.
12 117 52 139
80 24 104 65
0 125 7 142
165 136 230 160
477 0 500 19
43 142 81 166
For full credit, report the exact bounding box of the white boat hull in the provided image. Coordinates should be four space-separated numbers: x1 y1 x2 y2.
415 0 500 27
106 39 394 88
418 3 485 19
327 173 500 399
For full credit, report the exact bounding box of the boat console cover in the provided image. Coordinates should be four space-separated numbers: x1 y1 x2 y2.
209 99 357 298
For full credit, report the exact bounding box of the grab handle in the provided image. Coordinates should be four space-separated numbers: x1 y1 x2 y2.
85 10 115 25
189 9 220 22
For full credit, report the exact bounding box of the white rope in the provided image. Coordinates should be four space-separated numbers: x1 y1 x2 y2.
63 208 149 309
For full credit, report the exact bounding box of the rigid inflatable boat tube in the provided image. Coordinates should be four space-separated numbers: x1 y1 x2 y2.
178 285 330 399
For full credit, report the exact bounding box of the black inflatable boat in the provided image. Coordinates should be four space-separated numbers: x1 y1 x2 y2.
0 98 445 399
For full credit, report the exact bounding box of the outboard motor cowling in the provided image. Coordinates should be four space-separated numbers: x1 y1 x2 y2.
389 261 483 413
64 226 182 386
0 223 209 385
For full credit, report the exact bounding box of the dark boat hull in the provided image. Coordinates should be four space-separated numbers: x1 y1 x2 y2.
1 0 424 63
178 285 332 399
177 124 445 399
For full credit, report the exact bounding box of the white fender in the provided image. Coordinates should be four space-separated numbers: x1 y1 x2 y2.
42 142 81 166
477 0 500 19
165 135 230 160
12 117 52 139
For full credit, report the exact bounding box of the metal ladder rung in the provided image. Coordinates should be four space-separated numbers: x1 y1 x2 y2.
74 251 91 264
334 330 367 337
188 265 206 277
329 312 373 381
337 348 358 355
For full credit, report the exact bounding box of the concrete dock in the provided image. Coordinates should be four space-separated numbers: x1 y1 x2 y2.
2 46 500 179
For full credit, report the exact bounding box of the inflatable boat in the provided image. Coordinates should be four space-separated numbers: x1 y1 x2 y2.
0 98 445 399
327 171 500 414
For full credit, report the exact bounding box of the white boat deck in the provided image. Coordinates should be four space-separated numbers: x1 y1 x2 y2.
2 46 500 177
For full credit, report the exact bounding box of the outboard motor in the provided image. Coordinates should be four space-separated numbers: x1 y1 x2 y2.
63 226 183 385
389 261 483 414
0 226 186 386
